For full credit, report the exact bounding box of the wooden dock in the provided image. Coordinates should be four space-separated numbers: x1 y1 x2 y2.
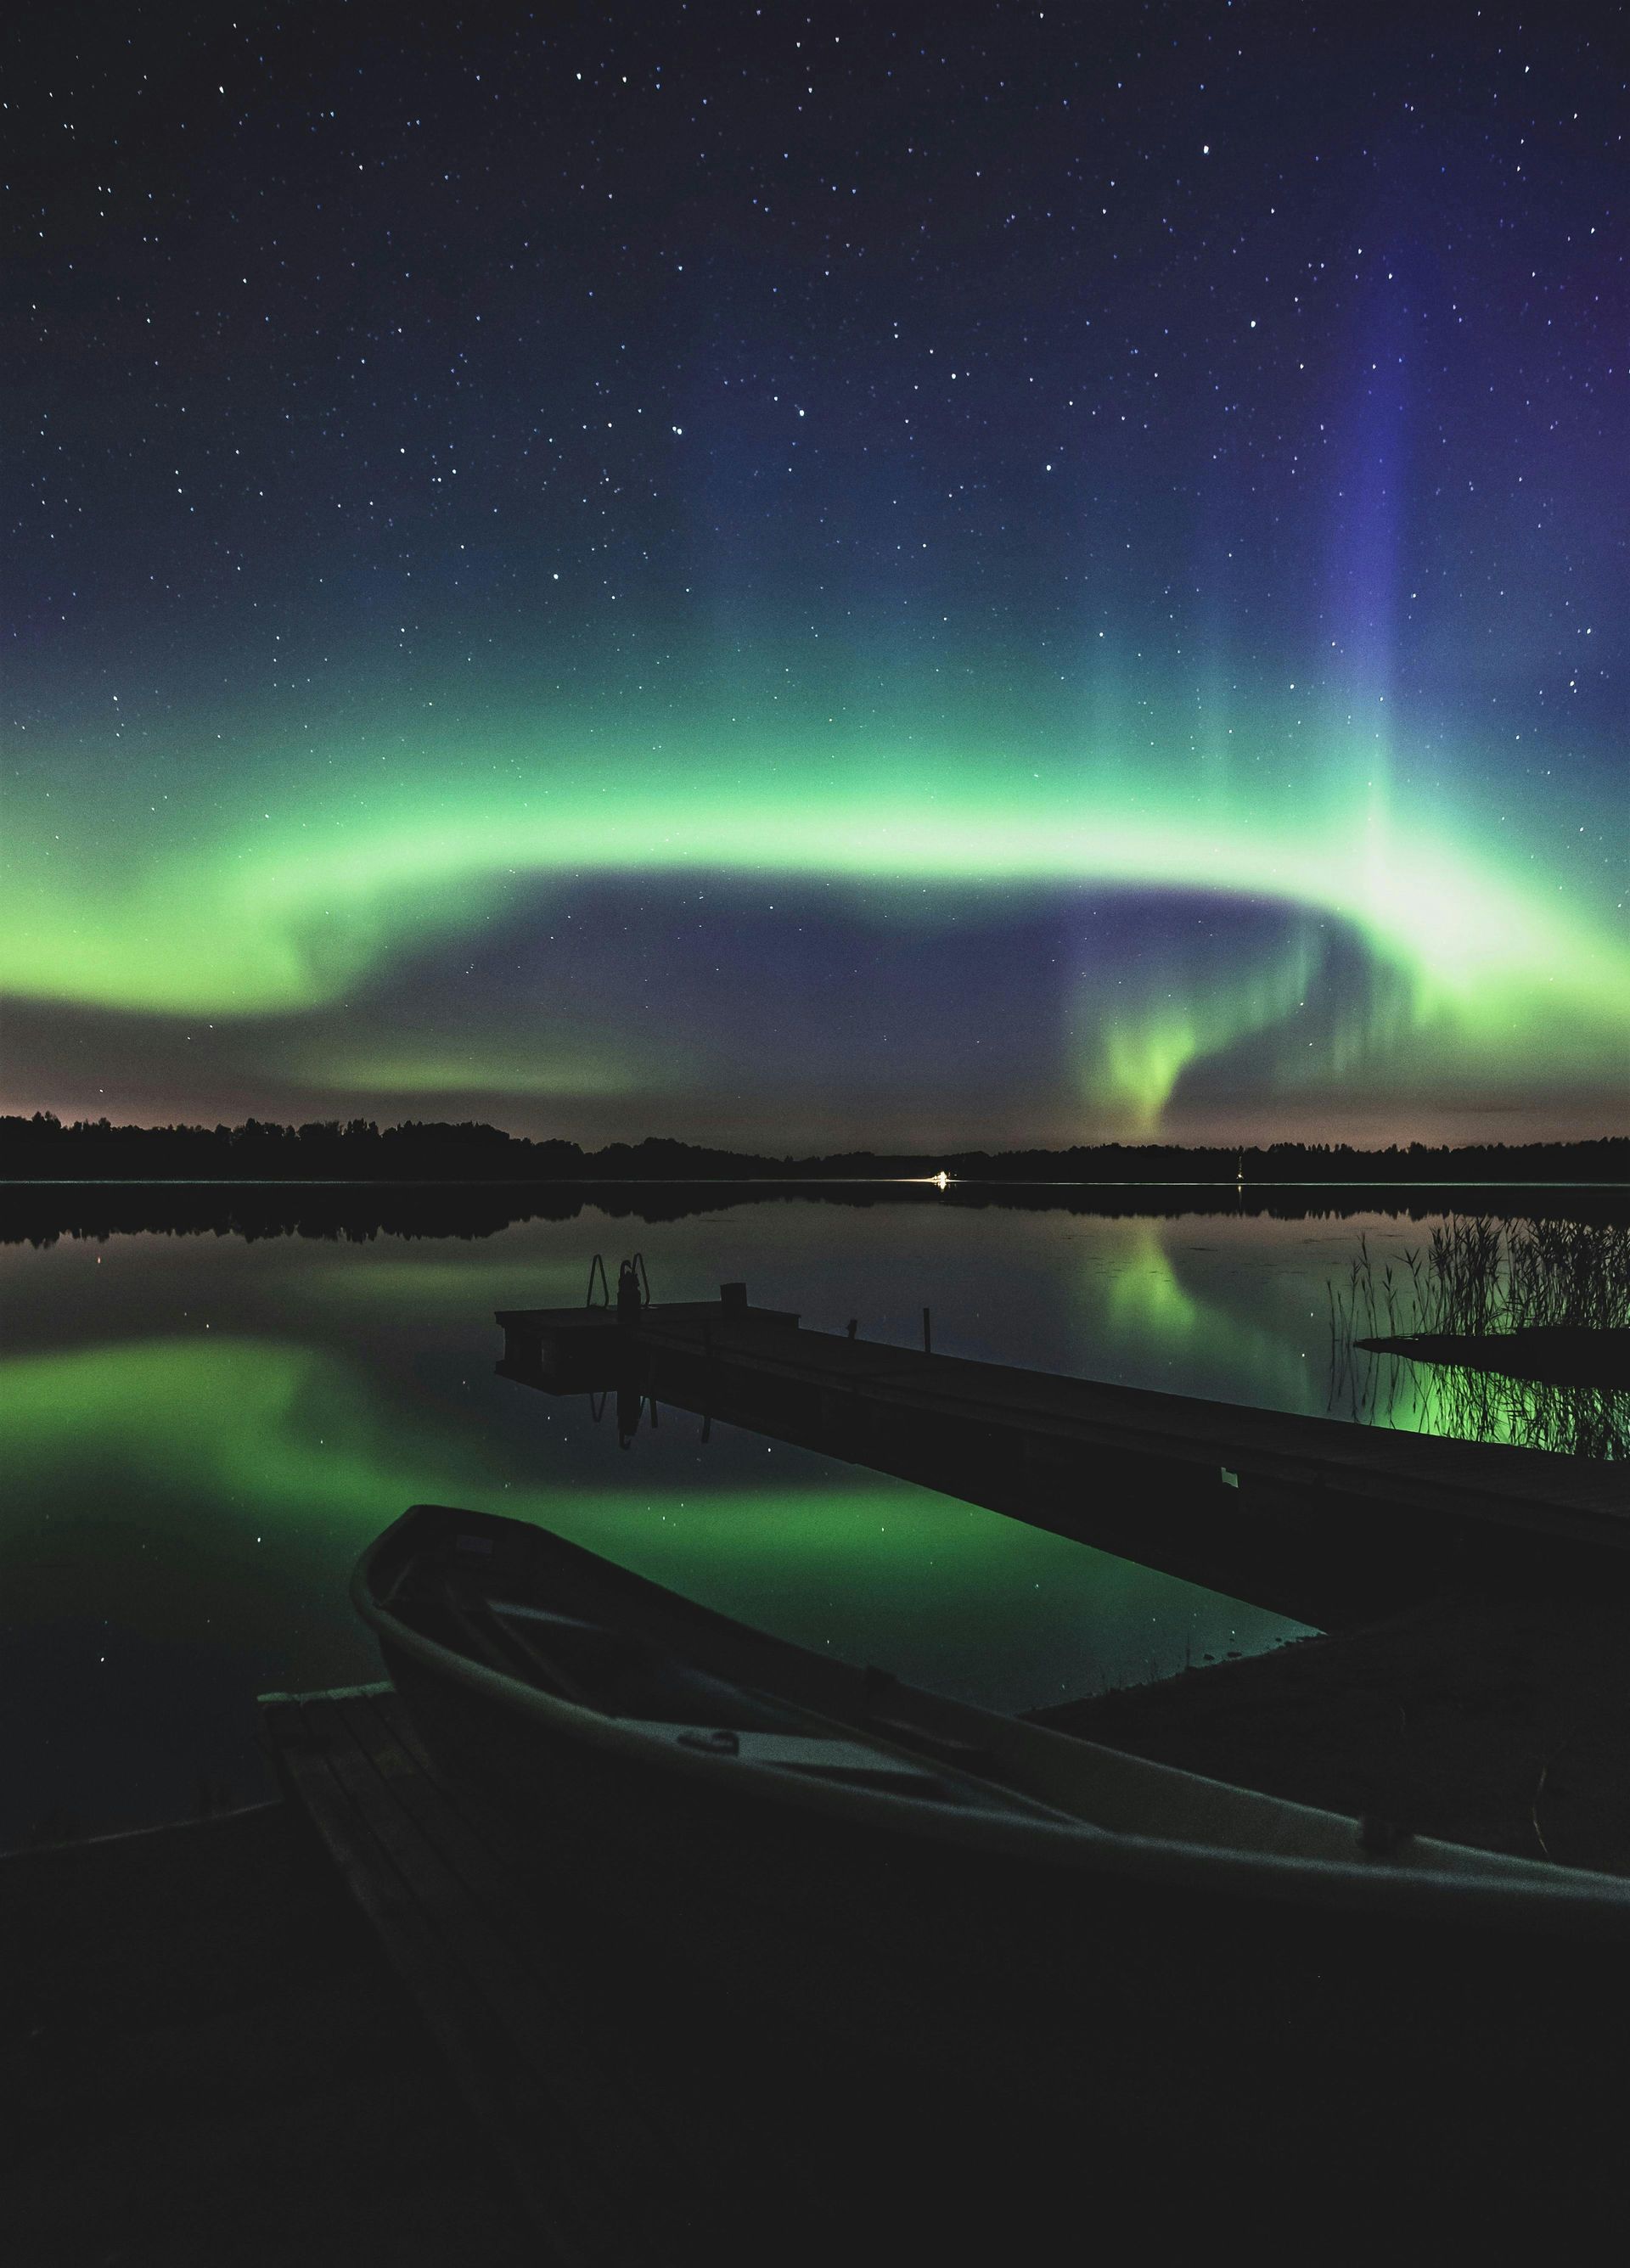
497 1293 1628 1628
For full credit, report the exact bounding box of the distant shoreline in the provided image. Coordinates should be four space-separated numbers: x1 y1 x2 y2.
5 1114 1626 1186
5 1114 1625 1217
4 1175 1630 1192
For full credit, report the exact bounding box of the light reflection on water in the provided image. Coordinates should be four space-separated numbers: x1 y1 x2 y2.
0 1196 1611 1844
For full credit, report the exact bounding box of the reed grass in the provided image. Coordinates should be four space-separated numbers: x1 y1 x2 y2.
1330 1215 1630 1351
1327 1215 1629 1459
1328 1338 1628 1461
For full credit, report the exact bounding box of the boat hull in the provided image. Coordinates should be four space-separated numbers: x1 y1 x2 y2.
381 1636 1624 2092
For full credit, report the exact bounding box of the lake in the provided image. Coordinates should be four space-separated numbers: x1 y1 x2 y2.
2 1184 1613 1848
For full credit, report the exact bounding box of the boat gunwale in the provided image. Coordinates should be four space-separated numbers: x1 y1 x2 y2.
351 1506 1630 1939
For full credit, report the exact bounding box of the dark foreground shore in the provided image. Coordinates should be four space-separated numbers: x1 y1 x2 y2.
5 1816 1626 2265
8 1603 1630 2260
0 1803 535 2267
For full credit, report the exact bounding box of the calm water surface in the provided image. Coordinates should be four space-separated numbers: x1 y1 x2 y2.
0 1193 1577 1846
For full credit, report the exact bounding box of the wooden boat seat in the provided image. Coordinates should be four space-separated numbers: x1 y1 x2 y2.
615 1722 971 1802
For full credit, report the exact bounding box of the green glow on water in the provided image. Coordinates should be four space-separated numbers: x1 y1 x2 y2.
0 1316 1299 1711
1103 1227 1205 1345
289 1251 592 1313
1 1339 410 1542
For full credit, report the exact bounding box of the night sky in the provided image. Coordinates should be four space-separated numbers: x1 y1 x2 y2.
6 0 1627 1151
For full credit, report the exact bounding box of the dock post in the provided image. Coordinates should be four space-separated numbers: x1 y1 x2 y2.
923 1305 932 1356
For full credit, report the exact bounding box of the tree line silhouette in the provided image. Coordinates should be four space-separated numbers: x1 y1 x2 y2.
4 1112 1624 1187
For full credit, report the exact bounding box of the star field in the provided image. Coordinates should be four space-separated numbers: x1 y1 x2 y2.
5 0 1627 1147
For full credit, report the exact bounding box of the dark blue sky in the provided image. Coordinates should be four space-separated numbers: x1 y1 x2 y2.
6 0 1627 1146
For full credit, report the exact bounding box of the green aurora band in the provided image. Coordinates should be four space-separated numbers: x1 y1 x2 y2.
6 689 1626 1128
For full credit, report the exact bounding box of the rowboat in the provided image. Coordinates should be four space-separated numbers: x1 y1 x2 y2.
352 1503 1630 2071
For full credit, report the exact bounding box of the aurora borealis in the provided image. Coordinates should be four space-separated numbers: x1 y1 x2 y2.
7 2 1626 1147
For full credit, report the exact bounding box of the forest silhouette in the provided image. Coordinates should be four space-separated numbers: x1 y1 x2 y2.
4 1111 1623 1191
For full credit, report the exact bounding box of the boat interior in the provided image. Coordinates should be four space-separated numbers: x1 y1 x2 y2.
379 1520 1074 1817
366 1507 1606 1883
